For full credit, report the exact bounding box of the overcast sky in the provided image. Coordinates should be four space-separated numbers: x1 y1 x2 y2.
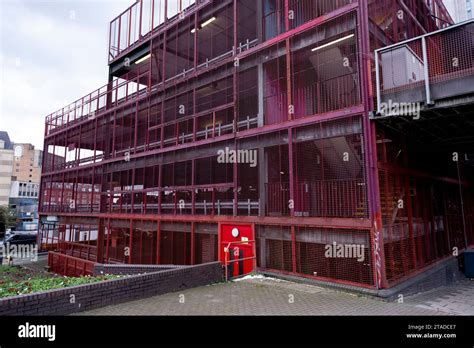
0 0 134 150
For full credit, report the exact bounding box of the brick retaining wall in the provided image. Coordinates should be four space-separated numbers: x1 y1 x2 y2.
92 264 186 275
0 262 223 315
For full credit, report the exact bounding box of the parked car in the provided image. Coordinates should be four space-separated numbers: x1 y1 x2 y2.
3 232 37 246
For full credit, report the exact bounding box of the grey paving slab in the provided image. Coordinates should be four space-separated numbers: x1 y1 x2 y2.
405 279 474 315
77 275 474 316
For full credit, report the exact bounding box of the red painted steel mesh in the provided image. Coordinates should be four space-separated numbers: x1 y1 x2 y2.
265 141 290 216
295 226 373 286
256 224 374 286
378 164 470 284
263 43 288 125
292 116 368 218
130 221 159 264
291 14 360 119
426 23 474 83
159 230 190 264
159 222 192 265
369 0 451 51
376 125 474 285
255 225 293 272
289 0 353 30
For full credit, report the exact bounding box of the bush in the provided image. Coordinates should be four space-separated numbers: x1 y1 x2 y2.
0 265 121 298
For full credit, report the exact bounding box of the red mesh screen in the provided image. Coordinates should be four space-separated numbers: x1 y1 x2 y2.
160 223 192 265
377 140 467 284
295 226 373 286
256 224 374 286
256 225 293 272
293 116 368 218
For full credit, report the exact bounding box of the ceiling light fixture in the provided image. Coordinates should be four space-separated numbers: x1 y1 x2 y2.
311 33 355 52
191 16 216 34
201 16 216 27
135 53 151 65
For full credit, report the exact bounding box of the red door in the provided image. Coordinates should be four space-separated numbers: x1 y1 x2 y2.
220 224 255 277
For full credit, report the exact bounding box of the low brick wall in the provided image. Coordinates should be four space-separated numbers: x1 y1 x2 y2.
0 262 223 315
92 264 186 275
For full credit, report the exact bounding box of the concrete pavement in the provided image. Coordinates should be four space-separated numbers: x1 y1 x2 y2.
77 275 474 316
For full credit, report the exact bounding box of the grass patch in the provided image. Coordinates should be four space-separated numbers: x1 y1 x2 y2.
0 265 121 298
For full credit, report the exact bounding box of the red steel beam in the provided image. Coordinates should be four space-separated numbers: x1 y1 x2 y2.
40 211 372 230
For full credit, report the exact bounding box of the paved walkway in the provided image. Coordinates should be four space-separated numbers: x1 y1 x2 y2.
78 275 474 316
405 279 474 315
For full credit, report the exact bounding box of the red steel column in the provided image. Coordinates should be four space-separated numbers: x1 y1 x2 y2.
233 0 238 217
156 220 161 264
129 220 133 264
291 225 297 272
191 221 195 265
359 0 388 288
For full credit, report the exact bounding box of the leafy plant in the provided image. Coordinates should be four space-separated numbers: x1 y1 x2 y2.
0 265 121 298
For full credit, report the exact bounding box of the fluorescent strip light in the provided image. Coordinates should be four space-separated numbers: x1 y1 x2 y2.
311 34 354 52
201 16 216 27
191 16 216 33
135 53 151 65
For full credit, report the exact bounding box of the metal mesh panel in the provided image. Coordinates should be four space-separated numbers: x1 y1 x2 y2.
293 116 368 218
292 14 359 118
377 131 468 284
131 221 158 264
289 0 354 30
263 43 288 125
160 223 192 265
426 22 474 83
295 227 373 286
256 225 293 272
256 224 374 286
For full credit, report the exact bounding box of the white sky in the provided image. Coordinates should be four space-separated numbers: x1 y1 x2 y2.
0 0 135 150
